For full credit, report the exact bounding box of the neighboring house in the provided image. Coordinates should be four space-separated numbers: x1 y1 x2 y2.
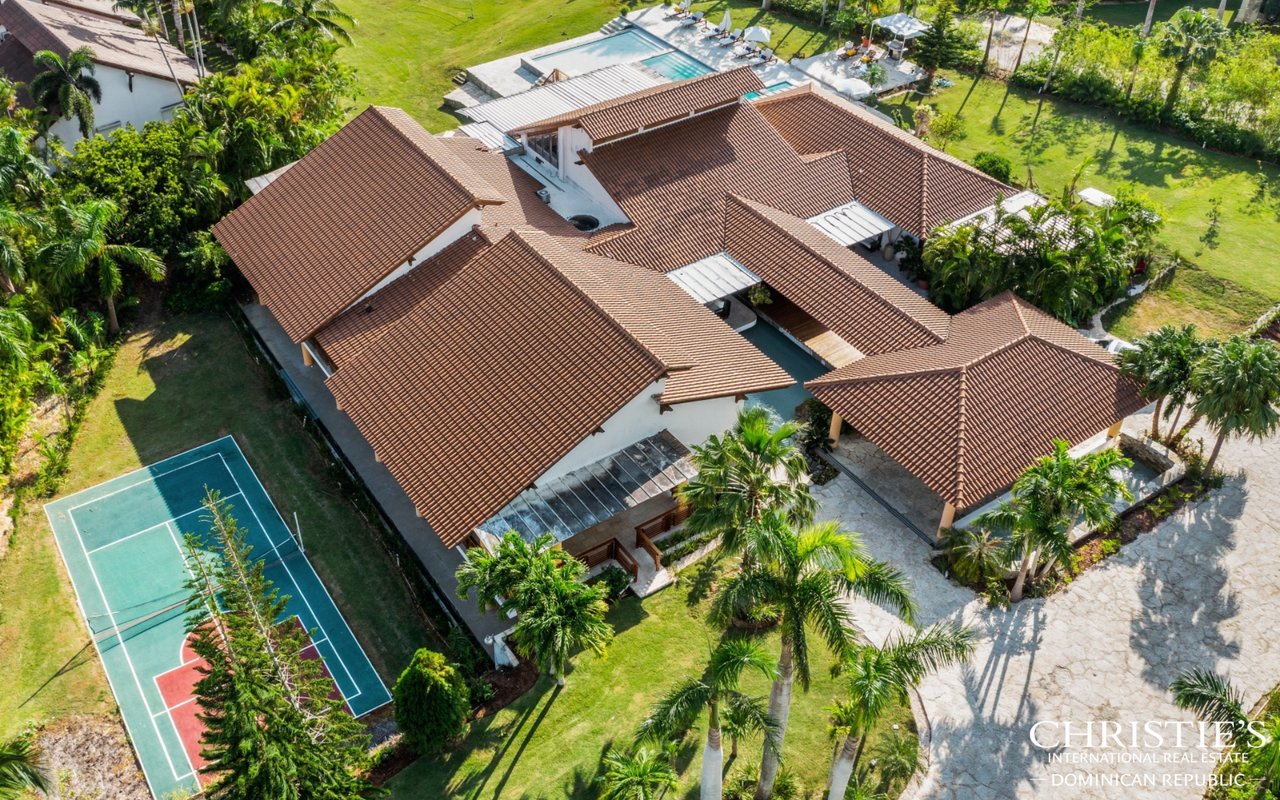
0 0 199 143
215 69 1141 635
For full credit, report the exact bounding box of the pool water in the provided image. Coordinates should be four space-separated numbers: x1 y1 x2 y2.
641 50 716 80
533 29 669 76
744 81 796 100
739 321 830 420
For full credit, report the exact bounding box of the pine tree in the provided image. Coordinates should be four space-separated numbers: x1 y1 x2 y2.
392 649 470 755
184 490 378 800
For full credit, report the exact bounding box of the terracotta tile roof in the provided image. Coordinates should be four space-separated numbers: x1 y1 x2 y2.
724 196 950 354
512 67 765 144
325 230 668 548
213 106 507 343
583 102 855 271
42 0 140 24
0 0 198 83
754 86 1012 236
436 136 585 236
808 292 1146 508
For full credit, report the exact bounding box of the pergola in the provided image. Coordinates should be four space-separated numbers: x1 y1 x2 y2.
808 292 1147 536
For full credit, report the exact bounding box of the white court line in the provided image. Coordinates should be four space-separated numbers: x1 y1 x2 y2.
50 435 238 512
68 512 193 782
225 437 391 715
66 452 230 513
152 695 198 718
80 494 245 556
218 452 362 701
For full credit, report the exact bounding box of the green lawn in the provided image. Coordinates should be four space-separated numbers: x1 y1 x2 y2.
872 72 1280 336
1085 0 1236 27
337 0 833 132
1107 263 1274 340
0 310 439 739
391 562 914 799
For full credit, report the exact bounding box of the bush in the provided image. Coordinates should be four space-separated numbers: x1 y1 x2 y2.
393 649 470 754
971 151 1013 184
592 564 632 600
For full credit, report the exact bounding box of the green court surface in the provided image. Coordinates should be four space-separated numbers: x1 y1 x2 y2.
44 435 390 799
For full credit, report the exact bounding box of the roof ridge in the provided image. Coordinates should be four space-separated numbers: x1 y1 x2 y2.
952 366 969 504
370 106 507 206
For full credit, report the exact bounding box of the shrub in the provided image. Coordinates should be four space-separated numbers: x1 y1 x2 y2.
592 564 632 600
393 648 470 754
971 151 1013 183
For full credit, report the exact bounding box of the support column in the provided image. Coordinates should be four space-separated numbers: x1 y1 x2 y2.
937 502 957 539
827 412 843 447
1106 420 1122 439
301 342 313 367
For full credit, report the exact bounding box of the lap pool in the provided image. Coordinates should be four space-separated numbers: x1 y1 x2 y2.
533 29 670 76
740 321 830 420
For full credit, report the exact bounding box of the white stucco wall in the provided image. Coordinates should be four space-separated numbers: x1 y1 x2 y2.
352 207 483 306
536 377 742 486
48 64 184 147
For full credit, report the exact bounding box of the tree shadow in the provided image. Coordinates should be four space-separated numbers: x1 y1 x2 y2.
682 553 724 608
484 682 564 800
18 639 100 709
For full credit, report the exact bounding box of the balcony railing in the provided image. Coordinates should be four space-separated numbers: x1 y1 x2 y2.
634 503 692 568
574 537 639 580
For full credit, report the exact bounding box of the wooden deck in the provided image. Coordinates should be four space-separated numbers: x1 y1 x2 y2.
760 295 862 368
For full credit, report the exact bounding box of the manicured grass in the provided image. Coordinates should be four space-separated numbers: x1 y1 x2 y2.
1086 0 1235 27
337 0 833 132
390 562 914 799
1108 263 1274 340
0 310 439 738
870 72 1280 337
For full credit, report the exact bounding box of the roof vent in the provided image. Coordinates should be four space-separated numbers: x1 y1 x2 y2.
536 188 551 204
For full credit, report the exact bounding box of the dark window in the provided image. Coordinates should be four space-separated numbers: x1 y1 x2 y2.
528 133 559 169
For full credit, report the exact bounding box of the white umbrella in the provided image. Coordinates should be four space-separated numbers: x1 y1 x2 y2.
717 9 731 31
872 12 930 39
743 25 771 43
834 77 873 98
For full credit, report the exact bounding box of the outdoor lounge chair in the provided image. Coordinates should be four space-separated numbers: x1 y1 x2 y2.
665 0 691 18
733 41 758 58
719 28 742 46
837 41 855 60
752 47 776 64
680 10 704 26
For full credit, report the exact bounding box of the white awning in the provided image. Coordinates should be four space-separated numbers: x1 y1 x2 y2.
873 12 930 39
667 252 761 304
1078 187 1116 207
808 200 897 246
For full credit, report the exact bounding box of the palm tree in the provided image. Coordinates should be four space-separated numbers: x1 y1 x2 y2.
939 526 1010 585
508 559 614 686
712 514 916 800
1190 336 1280 475
456 531 556 613
870 729 925 789
29 47 102 139
0 125 51 203
679 406 816 560
976 440 1132 602
599 747 679 800
1171 668 1280 799
1155 8 1227 120
1140 0 1158 35
638 640 778 800
1118 324 1207 440
267 0 357 44
0 298 34 370
0 736 50 798
36 200 165 334
825 624 974 800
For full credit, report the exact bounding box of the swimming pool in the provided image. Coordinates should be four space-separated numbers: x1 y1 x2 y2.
532 29 669 76
641 50 716 80
739 321 830 420
745 81 797 100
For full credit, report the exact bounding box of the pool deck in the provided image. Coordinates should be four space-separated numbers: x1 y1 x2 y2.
790 47 925 98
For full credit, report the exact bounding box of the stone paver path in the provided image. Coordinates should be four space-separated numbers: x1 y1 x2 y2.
814 414 1280 798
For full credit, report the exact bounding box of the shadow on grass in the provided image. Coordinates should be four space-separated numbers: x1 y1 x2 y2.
683 555 724 609
18 639 100 710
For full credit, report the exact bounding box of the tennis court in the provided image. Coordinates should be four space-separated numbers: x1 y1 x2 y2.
44 435 390 799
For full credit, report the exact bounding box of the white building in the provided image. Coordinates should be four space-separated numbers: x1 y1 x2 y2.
0 0 200 145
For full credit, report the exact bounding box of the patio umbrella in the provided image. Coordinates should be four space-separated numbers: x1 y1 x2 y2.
872 12 930 39
743 25 771 43
834 76 873 98
717 9 731 31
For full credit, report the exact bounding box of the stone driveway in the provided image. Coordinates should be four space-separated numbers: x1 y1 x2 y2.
814 413 1280 798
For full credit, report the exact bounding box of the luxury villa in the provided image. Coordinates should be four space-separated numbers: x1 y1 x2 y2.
213 66 1143 641
0 0 199 142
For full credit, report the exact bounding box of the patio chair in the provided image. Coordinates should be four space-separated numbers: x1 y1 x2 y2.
732 41 758 58
750 47 775 65
719 28 742 46
679 10 704 26
665 0 691 18
837 40 855 60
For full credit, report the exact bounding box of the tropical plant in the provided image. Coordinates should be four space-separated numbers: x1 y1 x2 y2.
913 0 969 81
599 747 679 800
1189 335 1280 474
36 199 165 334
0 125 51 203
938 526 1010 585
393 648 470 755
0 300 35 369
637 639 778 800
508 558 614 686
971 151 1013 183
1117 324 1207 439
1154 8 1228 120
679 406 816 560
1170 668 1280 799
29 47 102 139
825 624 974 800
711 514 916 799
265 0 356 45
975 440 1132 601
0 735 50 799
870 729 925 789
456 530 556 613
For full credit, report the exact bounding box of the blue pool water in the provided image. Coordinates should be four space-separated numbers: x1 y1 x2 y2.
641 50 716 80
533 29 669 76
745 80 796 100
739 321 830 420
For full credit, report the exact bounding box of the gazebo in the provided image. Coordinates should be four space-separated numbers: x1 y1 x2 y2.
808 292 1147 537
